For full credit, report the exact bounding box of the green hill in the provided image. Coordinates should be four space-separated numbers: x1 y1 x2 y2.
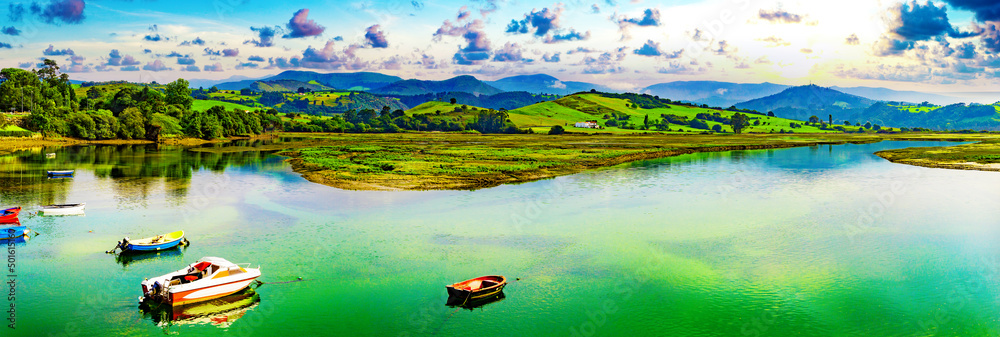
371 75 503 96
510 93 859 134
250 79 334 92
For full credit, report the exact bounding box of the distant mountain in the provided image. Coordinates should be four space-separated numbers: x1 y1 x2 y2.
370 75 503 96
831 86 960 105
642 81 791 107
388 91 558 111
250 79 333 92
214 71 402 91
191 74 271 90
735 85 876 121
486 74 612 95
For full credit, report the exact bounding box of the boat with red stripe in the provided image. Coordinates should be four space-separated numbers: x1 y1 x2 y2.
141 257 262 306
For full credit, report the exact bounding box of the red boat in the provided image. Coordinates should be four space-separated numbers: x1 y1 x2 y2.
0 207 21 223
445 275 507 304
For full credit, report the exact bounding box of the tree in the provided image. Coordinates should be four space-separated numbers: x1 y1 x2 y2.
767 111 775 117
548 125 565 135
240 88 253 95
118 107 146 139
164 79 193 110
864 122 872 129
808 115 820 124
712 124 723 132
730 113 750 134
643 114 649 129
828 114 833 125
297 87 307 94
209 86 219 93
450 98 457 104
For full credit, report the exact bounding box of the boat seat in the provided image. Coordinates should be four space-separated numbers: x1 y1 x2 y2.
184 275 198 282
468 280 482 290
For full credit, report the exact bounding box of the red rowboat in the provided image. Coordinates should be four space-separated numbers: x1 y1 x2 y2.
0 207 21 223
445 275 506 304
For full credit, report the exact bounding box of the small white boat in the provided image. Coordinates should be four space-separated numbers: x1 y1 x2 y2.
141 257 262 306
39 203 85 216
45 153 56 159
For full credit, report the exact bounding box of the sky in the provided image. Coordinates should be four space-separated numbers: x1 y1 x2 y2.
0 0 998 94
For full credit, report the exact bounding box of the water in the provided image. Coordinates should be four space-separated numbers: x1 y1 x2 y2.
3 140 999 336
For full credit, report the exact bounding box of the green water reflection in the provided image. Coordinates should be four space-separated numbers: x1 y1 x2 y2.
2 140 999 336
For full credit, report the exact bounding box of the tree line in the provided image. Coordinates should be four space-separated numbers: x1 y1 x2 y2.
0 60 280 140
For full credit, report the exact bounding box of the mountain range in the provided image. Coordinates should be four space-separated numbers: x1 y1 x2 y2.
486 74 612 95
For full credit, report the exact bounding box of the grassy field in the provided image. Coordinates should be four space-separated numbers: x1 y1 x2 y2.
247 132 1000 191
875 138 1000 172
889 104 940 113
510 93 863 134
191 99 258 112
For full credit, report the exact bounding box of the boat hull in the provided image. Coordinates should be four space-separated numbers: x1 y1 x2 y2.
1 226 29 239
40 203 85 216
0 207 21 223
168 277 260 306
126 239 183 252
47 170 74 176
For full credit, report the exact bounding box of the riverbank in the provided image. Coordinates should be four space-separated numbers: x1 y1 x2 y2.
271 132 1000 191
875 139 1000 172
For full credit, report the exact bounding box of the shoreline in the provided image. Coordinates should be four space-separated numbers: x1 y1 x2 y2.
2 132 997 190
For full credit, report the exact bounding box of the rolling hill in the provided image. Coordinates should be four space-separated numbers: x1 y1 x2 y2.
735 85 876 121
214 71 403 91
832 86 960 105
508 92 852 134
642 81 791 107
250 79 334 92
486 74 612 95
370 75 503 96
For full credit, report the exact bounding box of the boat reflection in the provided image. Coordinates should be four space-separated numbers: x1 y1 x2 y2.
116 246 184 267
445 291 505 310
139 287 260 328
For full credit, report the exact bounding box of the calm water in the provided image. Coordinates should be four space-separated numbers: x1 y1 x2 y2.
3 140 1000 336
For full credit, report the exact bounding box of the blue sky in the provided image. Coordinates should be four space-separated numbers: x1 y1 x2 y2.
1 0 998 93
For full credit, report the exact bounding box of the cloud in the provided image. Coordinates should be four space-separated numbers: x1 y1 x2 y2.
166 51 184 57
298 40 369 70
656 61 705 75
203 48 222 56
592 4 600 13
758 9 803 23
506 7 562 37
616 8 661 28
759 36 791 47
246 26 281 47
182 65 200 72
203 63 224 72
874 36 916 55
333 36 343 41
543 52 560 62
8 4 25 22
177 57 196 65
248 55 265 62
955 42 976 58
106 49 139 66
268 57 300 69
283 9 325 38
120 65 138 71
18 62 32 68
800 48 813 53
713 40 737 56
143 49 151 54
633 40 662 56
42 44 74 56
223 48 239 57
1 26 20 36
236 62 258 69
888 1 978 41
832 63 931 82
545 29 590 43
142 59 171 72
179 37 205 46
846 34 860 45
580 48 627 74
941 0 1000 22
144 34 167 42
0 42 13 49
30 0 85 25
434 10 492 65
981 21 1000 52
364 24 389 48
492 42 523 62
